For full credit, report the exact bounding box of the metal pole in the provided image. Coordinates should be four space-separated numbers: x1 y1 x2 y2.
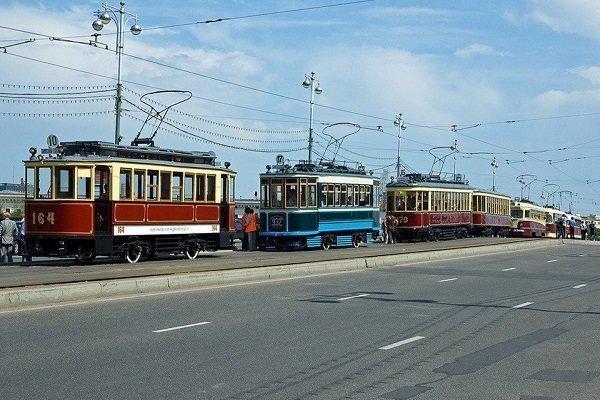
308 74 315 164
114 2 125 144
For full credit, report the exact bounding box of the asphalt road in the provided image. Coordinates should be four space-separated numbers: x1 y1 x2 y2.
1 241 599 399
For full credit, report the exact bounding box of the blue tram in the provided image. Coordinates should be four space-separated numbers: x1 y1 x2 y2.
258 159 381 250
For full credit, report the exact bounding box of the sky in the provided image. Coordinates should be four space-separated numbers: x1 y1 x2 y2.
1 0 599 215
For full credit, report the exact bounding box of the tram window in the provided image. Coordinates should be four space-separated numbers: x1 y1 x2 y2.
299 180 307 208
354 185 360 206
347 185 354 206
228 175 235 203
55 167 74 199
271 179 283 208
359 186 366 206
134 170 145 200
120 169 132 200
308 183 316 207
95 167 110 200
340 184 347 206
172 172 183 201
261 179 270 208
160 171 171 201
196 174 206 201
397 192 406 211
37 167 52 199
26 167 35 199
77 168 92 200
406 192 416 211
365 186 371 206
421 191 429 211
326 184 334 207
221 175 228 203
147 170 159 200
184 174 194 201
206 175 216 202
285 178 298 208
334 185 341 207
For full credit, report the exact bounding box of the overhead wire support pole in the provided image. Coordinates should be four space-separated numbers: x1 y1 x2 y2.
393 113 406 179
92 1 141 144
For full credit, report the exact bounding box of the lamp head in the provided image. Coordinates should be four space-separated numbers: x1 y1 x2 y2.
92 19 105 31
99 12 111 25
314 84 322 94
302 78 311 88
130 23 142 35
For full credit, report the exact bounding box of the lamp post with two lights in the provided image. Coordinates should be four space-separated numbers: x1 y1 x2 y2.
302 72 323 164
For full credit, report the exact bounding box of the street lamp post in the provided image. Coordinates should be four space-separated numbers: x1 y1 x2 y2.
92 1 141 144
393 113 406 179
491 157 498 191
302 72 322 164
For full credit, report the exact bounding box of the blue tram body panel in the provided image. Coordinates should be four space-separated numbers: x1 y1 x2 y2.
258 161 381 250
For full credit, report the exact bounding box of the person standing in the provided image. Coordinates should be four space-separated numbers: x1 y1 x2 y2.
581 220 587 240
589 221 596 240
569 217 576 239
0 212 18 263
385 214 398 244
241 208 250 251
246 208 259 251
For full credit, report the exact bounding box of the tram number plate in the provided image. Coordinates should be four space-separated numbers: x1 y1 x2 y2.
31 211 55 225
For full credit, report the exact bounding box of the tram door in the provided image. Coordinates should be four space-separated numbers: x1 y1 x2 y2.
220 175 235 231
94 166 111 233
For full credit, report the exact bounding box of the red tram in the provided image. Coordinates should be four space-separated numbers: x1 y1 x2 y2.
386 174 512 241
24 140 236 263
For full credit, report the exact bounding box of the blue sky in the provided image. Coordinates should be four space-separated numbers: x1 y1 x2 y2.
1 0 599 215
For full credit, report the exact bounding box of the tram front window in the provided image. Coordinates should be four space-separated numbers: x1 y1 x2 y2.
511 210 524 218
37 167 52 199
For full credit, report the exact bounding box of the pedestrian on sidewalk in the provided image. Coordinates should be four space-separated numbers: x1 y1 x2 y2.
0 212 18 263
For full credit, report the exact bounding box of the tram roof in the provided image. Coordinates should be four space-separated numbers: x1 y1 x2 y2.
387 173 473 190
28 141 222 167
262 161 379 179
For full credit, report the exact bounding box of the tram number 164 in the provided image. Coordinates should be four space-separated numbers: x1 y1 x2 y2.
31 211 56 225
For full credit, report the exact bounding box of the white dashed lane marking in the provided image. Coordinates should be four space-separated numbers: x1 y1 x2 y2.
337 294 370 301
547 260 558 263
502 268 516 271
573 284 588 289
379 336 425 350
153 322 211 333
513 302 534 309
438 278 458 283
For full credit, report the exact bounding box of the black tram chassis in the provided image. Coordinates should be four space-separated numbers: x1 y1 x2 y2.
394 225 470 242
25 231 233 260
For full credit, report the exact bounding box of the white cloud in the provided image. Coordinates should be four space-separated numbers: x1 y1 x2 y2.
571 66 600 85
529 0 600 41
454 44 508 59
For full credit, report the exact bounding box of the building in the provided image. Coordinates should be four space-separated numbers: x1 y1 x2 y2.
0 181 25 216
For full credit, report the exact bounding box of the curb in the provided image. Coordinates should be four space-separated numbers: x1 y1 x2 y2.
0 240 561 310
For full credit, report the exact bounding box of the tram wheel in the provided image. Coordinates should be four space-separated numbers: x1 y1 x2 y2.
185 246 200 260
125 245 142 264
81 250 96 265
351 235 360 248
321 237 332 250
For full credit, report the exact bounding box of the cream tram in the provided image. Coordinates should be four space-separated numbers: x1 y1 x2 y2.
510 200 547 237
24 140 236 263
258 159 381 250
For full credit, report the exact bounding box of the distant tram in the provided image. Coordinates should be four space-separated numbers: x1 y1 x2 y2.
386 173 512 241
509 200 547 237
258 159 381 250
24 140 236 263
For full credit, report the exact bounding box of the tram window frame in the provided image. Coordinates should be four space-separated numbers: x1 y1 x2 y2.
37 166 52 199
184 173 194 201
260 178 270 208
340 184 347 206
206 175 216 202
421 191 429 211
94 166 110 200
285 178 299 208
196 174 206 202
228 175 235 203
299 178 308 208
25 167 35 199
147 170 159 201
347 185 354 206
334 184 341 207
133 169 145 200
365 186 371 206
54 166 74 199
119 168 132 200
172 171 183 201
326 184 334 207
160 171 171 201
270 178 283 208
77 167 92 200
308 179 317 207
221 175 228 203
406 191 417 211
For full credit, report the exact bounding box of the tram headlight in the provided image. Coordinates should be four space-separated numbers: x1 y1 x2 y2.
29 147 37 160
37 155 44 161
224 161 231 169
